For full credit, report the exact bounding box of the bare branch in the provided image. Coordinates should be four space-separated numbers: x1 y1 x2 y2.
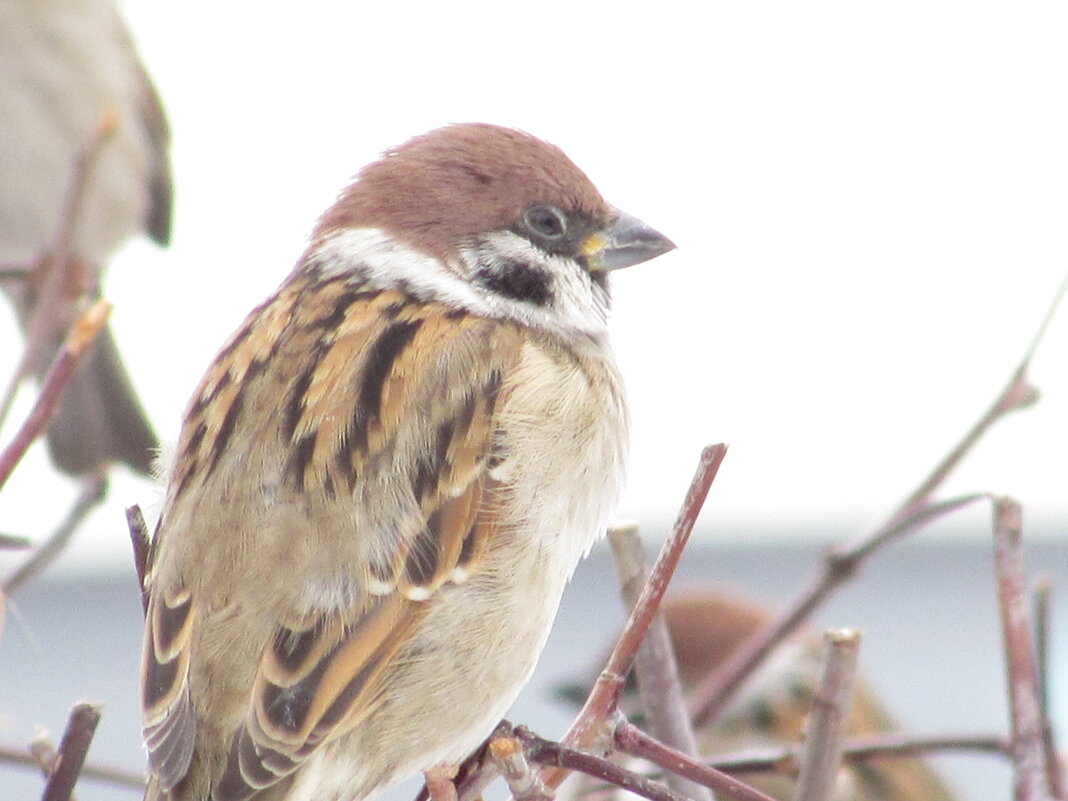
687 276 1067 728
992 498 1052 801
1032 575 1065 798
615 721 778 801
0 743 144 791
126 504 151 614
895 272 1064 522
489 732 553 801
793 629 861 801
0 533 33 550
690 492 985 725
0 300 112 490
708 732 1011 774
608 524 711 801
0 112 117 430
519 726 692 801
539 445 727 792
39 702 102 801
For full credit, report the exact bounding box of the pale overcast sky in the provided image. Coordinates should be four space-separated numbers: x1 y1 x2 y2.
1 1 1066 571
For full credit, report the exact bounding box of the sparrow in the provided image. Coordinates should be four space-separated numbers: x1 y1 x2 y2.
561 589 959 801
0 0 170 476
140 123 675 801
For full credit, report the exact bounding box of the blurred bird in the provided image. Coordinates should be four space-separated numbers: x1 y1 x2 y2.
0 0 170 476
560 588 959 801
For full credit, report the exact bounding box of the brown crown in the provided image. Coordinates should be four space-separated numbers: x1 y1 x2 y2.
312 123 612 263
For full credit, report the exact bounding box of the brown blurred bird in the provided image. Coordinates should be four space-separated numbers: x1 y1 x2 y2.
139 124 674 801
0 0 170 476
561 588 959 801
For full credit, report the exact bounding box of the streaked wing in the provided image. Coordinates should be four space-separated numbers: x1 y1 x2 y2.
142 276 519 799
142 585 197 791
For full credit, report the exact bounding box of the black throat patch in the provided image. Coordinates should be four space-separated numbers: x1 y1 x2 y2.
473 259 554 307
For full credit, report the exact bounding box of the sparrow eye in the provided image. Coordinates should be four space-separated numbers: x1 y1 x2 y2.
522 205 568 241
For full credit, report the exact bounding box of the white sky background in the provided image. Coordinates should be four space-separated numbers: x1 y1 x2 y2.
1 2 1067 571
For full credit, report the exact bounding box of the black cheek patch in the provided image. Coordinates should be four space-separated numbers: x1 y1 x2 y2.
474 260 553 307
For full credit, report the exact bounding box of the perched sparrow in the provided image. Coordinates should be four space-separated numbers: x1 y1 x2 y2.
0 0 169 476
140 123 675 801
562 589 958 801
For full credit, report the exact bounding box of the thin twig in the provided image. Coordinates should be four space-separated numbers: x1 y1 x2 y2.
690 492 985 725
708 732 1012 774
0 532 33 549
1032 575 1065 798
894 272 1064 524
127 504 151 614
518 726 692 801
40 702 102 801
489 732 553 801
538 445 727 792
0 744 144 791
992 498 1051 801
689 275 1066 727
615 721 777 801
608 524 711 801
0 300 112 490
2 473 108 595
0 112 116 429
793 629 861 801
27 730 60 783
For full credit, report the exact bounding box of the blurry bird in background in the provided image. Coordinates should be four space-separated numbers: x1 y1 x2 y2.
0 0 170 478
560 588 958 801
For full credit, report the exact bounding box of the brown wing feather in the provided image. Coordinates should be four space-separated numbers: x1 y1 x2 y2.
141 586 197 791
144 276 521 799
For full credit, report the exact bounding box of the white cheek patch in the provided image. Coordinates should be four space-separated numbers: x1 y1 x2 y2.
310 227 611 340
458 232 611 338
311 228 494 315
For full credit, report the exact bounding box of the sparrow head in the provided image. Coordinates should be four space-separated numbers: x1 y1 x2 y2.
309 123 675 336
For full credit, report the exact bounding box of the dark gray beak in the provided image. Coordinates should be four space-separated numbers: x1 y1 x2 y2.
580 211 676 272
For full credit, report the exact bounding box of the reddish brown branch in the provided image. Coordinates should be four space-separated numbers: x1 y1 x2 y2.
687 276 1065 728
127 504 152 614
1032 576 1065 798
690 492 984 725
708 732 1012 774
0 300 112 490
992 498 1052 801
615 721 777 801
0 743 144 790
608 525 710 801
40 702 102 801
489 733 552 801
0 113 117 430
794 629 861 801
538 445 727 792
518 727 691 801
